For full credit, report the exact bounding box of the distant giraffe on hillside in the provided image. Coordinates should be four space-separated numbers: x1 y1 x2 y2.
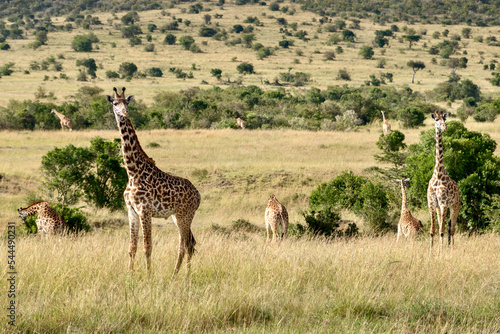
236 117 246 130
381 111 391 135
265 194 289 242
51 109 73 131
396 178 424 242
18 201 66 236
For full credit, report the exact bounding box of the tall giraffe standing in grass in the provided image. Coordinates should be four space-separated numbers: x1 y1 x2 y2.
106 87 201 275
381 111 391 135
427 111 460 254
51 109 73 131
18 201 66 236
396 178 424 242
265 194 289 242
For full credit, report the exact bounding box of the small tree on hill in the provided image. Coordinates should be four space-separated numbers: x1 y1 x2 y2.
119 62 138 78
407 60 425 83
359 45 374 59
179 35 195 50
403 35 421 49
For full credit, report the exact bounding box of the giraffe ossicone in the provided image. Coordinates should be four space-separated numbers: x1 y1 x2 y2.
106 87 201 275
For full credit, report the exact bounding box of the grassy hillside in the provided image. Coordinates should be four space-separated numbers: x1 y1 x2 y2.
0 1 499 107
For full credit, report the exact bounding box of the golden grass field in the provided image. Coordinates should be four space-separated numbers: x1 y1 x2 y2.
1 1 500 331
1 117 500 332
0 1 500 106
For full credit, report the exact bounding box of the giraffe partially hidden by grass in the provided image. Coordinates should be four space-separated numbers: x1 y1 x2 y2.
396 178 424 242
381 111 391 135
106 87 201 276
51 109 73 131
265 194 289 242
427 111 461 254
18 201 66 235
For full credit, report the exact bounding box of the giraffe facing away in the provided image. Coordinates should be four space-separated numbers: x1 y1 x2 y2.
236 117 246 130
106 87 201 275
18 201 66 235
396 178 424 242
265 194 289 242
381 111 391 135
427 111 461 254
51 109 73 131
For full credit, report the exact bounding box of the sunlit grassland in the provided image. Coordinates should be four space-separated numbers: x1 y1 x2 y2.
3 228 499 333
1 116 500 228
1 1 500 106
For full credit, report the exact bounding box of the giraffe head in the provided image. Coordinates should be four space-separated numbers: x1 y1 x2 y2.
106 87 134 120
396 178 410 188
51 109 56 114
431 111 448 132
17 207 27 221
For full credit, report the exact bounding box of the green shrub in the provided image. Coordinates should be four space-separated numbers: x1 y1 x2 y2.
398 107 425 128
236 62 254 74
41 137 128 211
300 206 342 237
119 62 138 78
164 34 176 45
71 35 94 52
179 35 195 50
146 67 163 77
309 170 391 232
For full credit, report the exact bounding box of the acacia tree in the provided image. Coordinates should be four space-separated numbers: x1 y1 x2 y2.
407 60 425 83
402 34 421 49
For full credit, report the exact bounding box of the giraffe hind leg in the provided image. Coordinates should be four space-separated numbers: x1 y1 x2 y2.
127 206 140 272
172 214 195 276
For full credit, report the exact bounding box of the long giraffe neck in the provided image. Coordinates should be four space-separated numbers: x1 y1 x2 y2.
434 128 447 176
381 112 386 122
20 201 47 216
53 110 65 120
400 183 408 212
117 117 152 179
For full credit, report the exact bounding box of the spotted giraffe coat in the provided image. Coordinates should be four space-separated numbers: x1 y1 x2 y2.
18 201 66 235
265 194 289 242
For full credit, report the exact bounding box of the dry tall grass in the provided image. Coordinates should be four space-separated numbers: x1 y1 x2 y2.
5 228 500 333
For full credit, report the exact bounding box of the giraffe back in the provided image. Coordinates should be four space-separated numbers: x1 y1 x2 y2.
265 195 289 240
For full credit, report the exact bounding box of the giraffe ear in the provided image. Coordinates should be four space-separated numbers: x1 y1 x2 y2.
106 95 113 103
443 113 449 120
126 95 134 104
431 113 436 120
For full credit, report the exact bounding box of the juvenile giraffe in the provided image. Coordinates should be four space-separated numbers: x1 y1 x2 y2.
427 111 461 254
265 194 289 242
106 87 201 275
381 111 391 135
236 117 246 130
396 178 424 242
51 109 73 131
18 201 66 235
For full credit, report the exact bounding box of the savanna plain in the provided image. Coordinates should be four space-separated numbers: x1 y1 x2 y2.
1 121 500 333
1 0 500 332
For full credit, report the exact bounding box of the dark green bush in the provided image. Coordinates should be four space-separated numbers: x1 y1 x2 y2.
236 62 254 74
41 137 128 211
398 107 425 128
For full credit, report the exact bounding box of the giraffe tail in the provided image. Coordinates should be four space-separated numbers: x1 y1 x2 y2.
187 229 196 257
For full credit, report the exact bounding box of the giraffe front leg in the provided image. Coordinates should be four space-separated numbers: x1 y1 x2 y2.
449 201 460 247
266 222 271 243
397 224 401 242
140 211 153 273
428 206 437 255
127 205 139 272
